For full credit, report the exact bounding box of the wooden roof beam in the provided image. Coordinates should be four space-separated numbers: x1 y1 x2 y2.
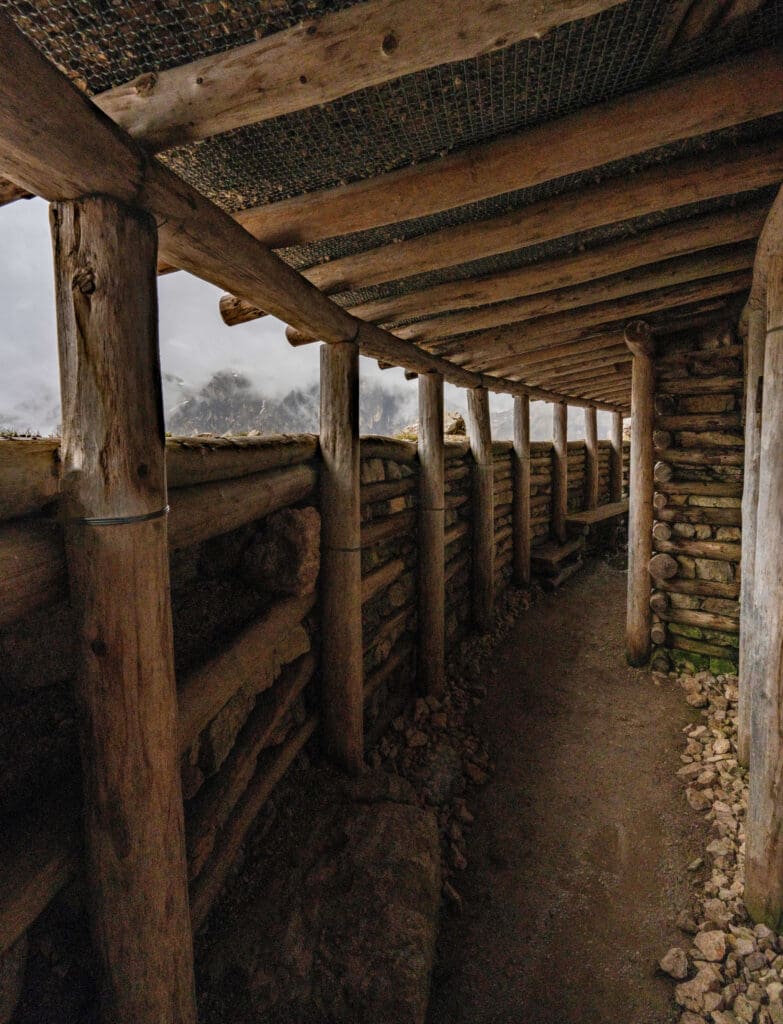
229 47 783 249
0 12 603 412
353 204 764 328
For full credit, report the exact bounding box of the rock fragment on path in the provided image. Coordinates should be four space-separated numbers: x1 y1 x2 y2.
660 946 689 979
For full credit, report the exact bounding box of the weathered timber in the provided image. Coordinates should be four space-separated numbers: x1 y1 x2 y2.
360 436 418 462
655 480 743 496
654 461 674 483
467 388 494 631
165 434 318 487
746 252 783 928
625 322 655 665
649 552 679 581
512 394 532 587
0 521 65 627
361 477 416 504
51 196 197 1024
320 341 363 774
669 634 738 659
362 558 407 605
189 717 317 931
364 641 415 702
652 522 672 542
361 510 417 547
0 438 59 519
418 372 445 696
656 376 743 395
659 608 739 633
657 447 744 466
656 413 742 431
565 500 629 527
656 505 742 527
650 591 669 614
229 49 783 247
584 407 599 510
654 538 742 562
610 410 624 502
552 403 568 544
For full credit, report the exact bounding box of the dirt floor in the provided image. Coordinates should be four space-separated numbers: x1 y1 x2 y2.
428 558 707 1024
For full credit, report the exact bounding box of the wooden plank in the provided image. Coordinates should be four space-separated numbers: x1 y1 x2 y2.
531 536 585 567
320 341 363 774
566 499 628 526
746 254 783 929
625 322 655 666
467 388 495 631
355 211 763 327
512 394 531 586
610 410 624 503
418 372 445 696
51 196 196 1023
584 407 599 511
231 48 783 248
552 402 568 544
92 0 623 151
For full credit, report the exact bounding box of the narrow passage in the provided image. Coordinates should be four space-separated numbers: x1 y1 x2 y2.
428 559 706 1024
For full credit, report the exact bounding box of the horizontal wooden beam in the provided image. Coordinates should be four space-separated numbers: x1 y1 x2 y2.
353 204 764 328
447 271 752 370
229 47 783 249
89 0 623 151
398 241 756 343
217 135 783 321
0 13 607 411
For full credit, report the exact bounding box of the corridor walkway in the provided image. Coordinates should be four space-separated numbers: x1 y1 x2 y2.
428 559 707 1024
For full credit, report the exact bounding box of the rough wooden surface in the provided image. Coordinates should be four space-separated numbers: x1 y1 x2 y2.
51 195 196 1023
584 406 599 510
512 394 531 586
467 388 495 631
320 341 363 773
610 410 624 503
418 373 445 696
552 403 568 544
625 324 655 666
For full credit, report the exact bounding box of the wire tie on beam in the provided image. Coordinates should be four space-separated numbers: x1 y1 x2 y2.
63 505 170 527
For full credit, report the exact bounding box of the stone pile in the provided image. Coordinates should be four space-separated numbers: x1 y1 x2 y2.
658 668 783 1023
368 585 534 908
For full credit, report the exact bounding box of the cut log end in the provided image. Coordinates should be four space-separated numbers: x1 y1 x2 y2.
649 552 679 581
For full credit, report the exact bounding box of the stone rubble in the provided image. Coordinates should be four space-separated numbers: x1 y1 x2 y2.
367 584 536 907
657 666 783 1024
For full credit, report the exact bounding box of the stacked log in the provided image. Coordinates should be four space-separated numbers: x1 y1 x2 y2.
360 437 418 738
649 327 743 674
567 440 587 513
493 441 514 591
444 438 473 641
529 441 554 547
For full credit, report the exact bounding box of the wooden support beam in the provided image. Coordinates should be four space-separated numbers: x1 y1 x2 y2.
610 410 624 503
212 137 783 313
319 341 363 773
230 48 783 248
50 196 196 1023
624 321 655 666
356 210 763 328
512 394 531 586
746 254 783 928
552 402 568 543
584 407 599 510
418 372 445 696
467 388 495 631
439 270 753 368
83 0 628 151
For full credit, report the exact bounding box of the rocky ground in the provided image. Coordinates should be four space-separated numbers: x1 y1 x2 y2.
659 668 783 1024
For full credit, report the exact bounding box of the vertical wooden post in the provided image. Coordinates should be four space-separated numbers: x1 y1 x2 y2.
624 320 655 667
738 301 766 767
745 256 783 927
552 401 568 543
418 372 445 696
512 393 531 586
50 196 197 1024
467 387 495 631
610 409 624 503
320 340 363 774
584 405 599 510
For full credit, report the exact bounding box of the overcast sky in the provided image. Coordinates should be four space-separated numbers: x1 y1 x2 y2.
0 196 611 439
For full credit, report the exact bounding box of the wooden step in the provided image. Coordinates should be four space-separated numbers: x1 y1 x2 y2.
531 537 585 570
540 558 583 591
565 499 629 528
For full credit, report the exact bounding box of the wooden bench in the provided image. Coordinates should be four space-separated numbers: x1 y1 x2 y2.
565 499 629 531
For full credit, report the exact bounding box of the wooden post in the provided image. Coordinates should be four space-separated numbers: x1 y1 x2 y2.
512 393 531 586
584 405 599 510
738 301 766 767
552 401 568 543
610 409 624 502
466 387 495 631
320 339 364 774
745 255 783 927
624 320 655 667
50 196 197 1024
418 372 445 696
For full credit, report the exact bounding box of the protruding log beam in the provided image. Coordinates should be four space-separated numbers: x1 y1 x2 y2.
584 406 599 510
552 402 568 544
467 388 494 631
746 254 783 927
625 320 655 666
512 394 531 586
319 341 363 774
418 372 445 696
50 196 197 1023
610 410 624 503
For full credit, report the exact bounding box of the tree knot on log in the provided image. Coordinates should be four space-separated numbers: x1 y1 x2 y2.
133 72 159 97
72 267 96 295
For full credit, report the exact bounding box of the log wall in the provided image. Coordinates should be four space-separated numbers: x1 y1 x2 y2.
649 326 743 675
0 425 629 1017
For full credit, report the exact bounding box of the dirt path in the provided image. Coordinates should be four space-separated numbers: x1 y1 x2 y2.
428 559 706 1024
